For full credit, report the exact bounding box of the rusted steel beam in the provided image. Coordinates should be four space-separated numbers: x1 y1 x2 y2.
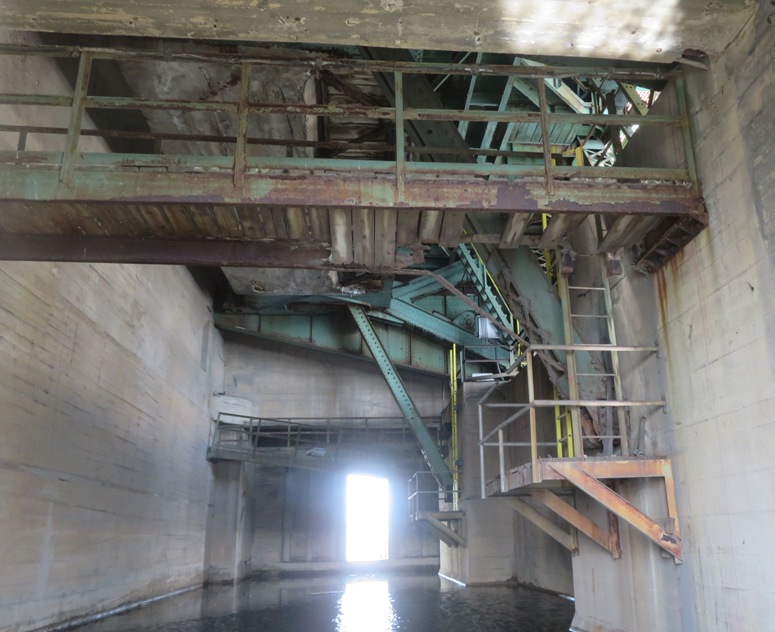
0 234 336 268
0 168 703 216
537 458 673 481
0 44 679 82
0 123 396 154
548 461 682 560
507 497 576 553
529 489 618 557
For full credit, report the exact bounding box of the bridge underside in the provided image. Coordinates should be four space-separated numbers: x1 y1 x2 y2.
0 42 705 274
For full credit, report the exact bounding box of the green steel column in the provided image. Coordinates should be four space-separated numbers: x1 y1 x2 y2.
348 305 453 491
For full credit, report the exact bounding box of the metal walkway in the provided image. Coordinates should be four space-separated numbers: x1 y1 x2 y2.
0 43 705 271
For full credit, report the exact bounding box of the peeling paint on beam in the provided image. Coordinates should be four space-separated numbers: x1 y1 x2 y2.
0 168 704 216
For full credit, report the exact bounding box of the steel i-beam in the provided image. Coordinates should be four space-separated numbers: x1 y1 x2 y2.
348 305 453 491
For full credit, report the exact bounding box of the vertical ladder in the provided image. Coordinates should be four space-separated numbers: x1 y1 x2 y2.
557 256 629 456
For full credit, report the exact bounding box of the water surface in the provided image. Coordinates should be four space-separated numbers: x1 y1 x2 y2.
77 574 573 632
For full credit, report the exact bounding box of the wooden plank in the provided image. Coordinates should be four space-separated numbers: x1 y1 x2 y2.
352 208 375 266
396 210 421 246
135 204 176 238
285 206 308 241
507 497 575 553
307 208 331 243
234 206 266 240
211 205 246 239
438 211 466 247
329 208 353 264
270 207 290 240
418 210 443 243
538 213 588 248
499 212 532 248
374 208 397 267
184 205 221 237
258 207 277 239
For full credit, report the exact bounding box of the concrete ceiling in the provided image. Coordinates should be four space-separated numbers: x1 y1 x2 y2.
0 0 755 63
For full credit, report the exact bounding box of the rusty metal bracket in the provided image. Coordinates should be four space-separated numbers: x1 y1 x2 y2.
548 460 682 561
507 497 577 554
529 488 620 558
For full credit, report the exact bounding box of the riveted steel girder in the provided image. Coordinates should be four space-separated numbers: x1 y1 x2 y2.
0 165 701 215
349 305 453 491
214 312 450 376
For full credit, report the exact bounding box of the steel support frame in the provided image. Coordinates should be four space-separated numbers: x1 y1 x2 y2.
0 166 701 216
348 305 453 491
415 511 466 547
214 312 450 376
548 460 682 561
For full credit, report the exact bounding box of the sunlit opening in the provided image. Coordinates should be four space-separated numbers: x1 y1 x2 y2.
336 579 395 632
346 473 390 562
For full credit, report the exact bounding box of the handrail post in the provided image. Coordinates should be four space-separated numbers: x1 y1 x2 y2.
233 61 251 188
498 428 507 493
60 51 93 183
394 70 405 197
536 78 555 197
674 73 700 198
526 349 539 483
479 400 486 498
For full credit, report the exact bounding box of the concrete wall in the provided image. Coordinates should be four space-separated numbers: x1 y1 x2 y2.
571 5 775 631
221 332 446 419
0 263 220 631
0 34 223 631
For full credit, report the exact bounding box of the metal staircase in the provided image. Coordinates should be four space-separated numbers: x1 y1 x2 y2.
456 244 521 381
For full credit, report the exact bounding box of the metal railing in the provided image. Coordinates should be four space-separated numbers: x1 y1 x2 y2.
0 43 698 199
478 343 665 496
408 470 461 516
209 412 433 463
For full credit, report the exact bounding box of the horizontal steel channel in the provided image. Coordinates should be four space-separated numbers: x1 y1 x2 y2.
0 94 71 106
529 344 659 352
0 150 690 184
405 108 681 127
532 399 665 407
0 159 704 215
0 44 680 81
483 442 556 447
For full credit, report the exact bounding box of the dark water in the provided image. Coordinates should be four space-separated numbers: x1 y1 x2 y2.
76 574 574 632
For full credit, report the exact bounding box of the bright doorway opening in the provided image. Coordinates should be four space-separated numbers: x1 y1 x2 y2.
346 473 390 562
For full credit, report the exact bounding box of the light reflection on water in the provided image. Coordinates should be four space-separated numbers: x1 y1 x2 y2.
336 579 396 632
74 573 573 632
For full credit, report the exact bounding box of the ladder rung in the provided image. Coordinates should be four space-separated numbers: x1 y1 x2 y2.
567 285 606 291
576 372 617 377
570 314 609 319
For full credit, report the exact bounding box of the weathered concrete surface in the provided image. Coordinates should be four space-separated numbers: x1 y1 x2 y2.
0 36 223 631
0 0 755 63
571 4 775 631
0 262 220 631
221 332 446 419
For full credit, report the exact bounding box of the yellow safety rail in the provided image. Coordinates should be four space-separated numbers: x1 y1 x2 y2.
449 344 459 510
